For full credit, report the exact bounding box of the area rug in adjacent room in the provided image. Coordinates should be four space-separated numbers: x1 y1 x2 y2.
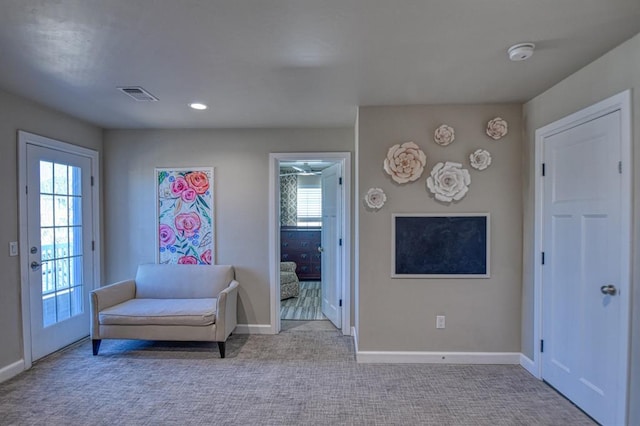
281 281 326 320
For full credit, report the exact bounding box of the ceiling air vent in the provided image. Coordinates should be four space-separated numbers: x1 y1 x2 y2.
117 86 159 102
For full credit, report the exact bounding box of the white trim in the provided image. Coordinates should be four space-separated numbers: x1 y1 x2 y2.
0 360 25 383
351 326 358 354
356 351 520 364
234 324 274 335
269 152 352 336
533 90 631 423
519 354 537 377
353 109 360 340
18 130 101 369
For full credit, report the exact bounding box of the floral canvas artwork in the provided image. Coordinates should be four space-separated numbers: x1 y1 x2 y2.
156 167 214 265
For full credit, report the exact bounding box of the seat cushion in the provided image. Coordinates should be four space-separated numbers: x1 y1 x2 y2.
99 298 217 326
280 271 298 285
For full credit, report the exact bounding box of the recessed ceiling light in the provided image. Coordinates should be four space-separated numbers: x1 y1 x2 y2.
189 102 208 110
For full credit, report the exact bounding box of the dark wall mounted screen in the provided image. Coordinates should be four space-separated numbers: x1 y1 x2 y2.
392 213 490 278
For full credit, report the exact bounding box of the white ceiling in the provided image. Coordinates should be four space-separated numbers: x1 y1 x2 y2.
1 1 639 129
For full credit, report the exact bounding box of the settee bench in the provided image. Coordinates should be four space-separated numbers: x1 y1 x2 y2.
90 264 238 358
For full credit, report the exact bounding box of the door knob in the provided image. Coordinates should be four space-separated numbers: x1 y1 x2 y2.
30 261 41 271
600 284 617 296
318 246 324 253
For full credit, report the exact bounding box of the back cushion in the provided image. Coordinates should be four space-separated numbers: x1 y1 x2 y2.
135 264 235 299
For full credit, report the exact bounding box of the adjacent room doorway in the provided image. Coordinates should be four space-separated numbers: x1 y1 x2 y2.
534 91 631 425
269 153 351 335
18 131 100 366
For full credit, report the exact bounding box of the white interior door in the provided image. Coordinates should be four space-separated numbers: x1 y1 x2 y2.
26 144 94 361
320 163 342 328
541 111 626 425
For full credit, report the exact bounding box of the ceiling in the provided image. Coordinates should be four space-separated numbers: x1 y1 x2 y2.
1 1 639 129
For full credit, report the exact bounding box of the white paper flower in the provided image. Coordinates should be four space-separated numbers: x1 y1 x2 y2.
383 141 427 184
486 117 508 140
469 149 492 170
364 188 386 209
434 124 455 146
426 161 471 203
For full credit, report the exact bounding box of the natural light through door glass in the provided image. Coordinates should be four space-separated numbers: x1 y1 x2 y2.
40 161 84 327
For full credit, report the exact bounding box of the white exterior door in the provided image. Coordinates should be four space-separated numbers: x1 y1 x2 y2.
541 110 626 426
26 143 94 361
321 163 342 328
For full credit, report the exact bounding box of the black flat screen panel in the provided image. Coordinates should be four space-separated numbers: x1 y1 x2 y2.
393 214 489 278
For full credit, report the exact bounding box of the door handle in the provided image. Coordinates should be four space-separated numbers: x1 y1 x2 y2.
30 261 41 271
600 284 617 296
318 246 324 253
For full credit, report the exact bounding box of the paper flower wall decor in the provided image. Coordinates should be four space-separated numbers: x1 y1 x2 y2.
426 161 471 203
434 124 455 146
364 188 387 209
383 141 427 184
469 149 492 170
486 117 508 140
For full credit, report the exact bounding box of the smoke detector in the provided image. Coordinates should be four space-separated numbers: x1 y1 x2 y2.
507 43 535 61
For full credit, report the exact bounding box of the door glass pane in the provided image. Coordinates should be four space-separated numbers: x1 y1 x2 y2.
68 166 81 196
68 227 82 257
55 291 71 323
54 227 69 259
55 258 70 290
40 161 53 193
53 163 68 195
69 255 83 287
40 195 53 227
54 196 68 226
41 260 55 295
41 228 54 261
40 160 85 327
68 196 82 226
70 286 83 316
42 297 56 328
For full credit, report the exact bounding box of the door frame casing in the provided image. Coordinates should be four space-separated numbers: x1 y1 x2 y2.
18 131 101 369
532 90 631 422
268 152 351 335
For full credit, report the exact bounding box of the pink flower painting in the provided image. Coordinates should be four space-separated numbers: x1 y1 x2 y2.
178 255 199 264
175 212 201 238
200 249 212 265
157 167 214 265
159 224 176 247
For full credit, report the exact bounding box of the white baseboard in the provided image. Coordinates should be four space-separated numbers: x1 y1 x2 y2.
0 359 25 383
519 354 539 377
234 324 274 335
356 351 521 364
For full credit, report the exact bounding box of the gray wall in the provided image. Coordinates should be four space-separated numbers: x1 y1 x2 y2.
103 128 354 326
357 104 522 352
0 89 102 370
523 32 640 424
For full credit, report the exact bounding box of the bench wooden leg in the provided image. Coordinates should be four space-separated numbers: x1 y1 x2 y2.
217 341 225 358
92 339 102 356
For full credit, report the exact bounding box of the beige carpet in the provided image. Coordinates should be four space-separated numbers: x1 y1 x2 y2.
0 329 595 425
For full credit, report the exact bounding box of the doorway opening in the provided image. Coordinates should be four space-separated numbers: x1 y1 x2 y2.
269 153 351 336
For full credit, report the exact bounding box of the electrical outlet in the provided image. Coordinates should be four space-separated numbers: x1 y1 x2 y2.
436 315 445 329
9 241 19 257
